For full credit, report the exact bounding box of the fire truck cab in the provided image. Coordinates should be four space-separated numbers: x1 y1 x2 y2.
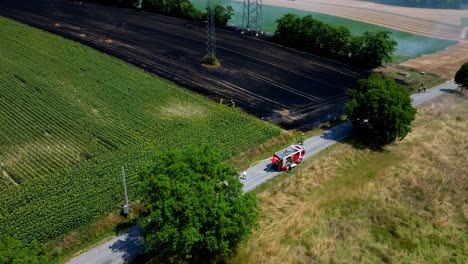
270 145 305 171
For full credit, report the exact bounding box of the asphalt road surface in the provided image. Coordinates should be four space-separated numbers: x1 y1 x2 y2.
67 225 145 264
66 80 459 264
0 0 366 128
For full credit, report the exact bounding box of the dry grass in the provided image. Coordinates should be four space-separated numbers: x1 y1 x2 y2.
374 65 445 93
46 202 145 263
231 94 467 263
400 41 468 79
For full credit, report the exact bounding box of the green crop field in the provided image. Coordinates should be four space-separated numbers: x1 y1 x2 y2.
192 0 456 63
462 17 468 27
0 16 280 242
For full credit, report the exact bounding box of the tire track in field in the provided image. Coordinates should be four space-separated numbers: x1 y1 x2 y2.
38 14 291 109
59 2 361 103
88 13 351 106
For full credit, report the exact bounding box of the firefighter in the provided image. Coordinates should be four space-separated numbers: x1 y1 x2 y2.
300 133 305 145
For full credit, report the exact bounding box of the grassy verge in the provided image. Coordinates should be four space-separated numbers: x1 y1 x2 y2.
230 94 468 263
191 0 456 63
374 65 446 93
46 203 145 264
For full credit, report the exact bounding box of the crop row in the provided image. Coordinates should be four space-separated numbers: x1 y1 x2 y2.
0 17 280 242
0 114 278 241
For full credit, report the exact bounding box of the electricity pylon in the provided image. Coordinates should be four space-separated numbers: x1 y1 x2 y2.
241 0 263 36
206 0 216 55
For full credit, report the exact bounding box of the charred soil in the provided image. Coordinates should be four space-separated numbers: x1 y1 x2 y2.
0 0 367 129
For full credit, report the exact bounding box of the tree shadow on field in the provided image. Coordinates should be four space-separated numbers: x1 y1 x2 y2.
315 122 385 151
341 130 387 152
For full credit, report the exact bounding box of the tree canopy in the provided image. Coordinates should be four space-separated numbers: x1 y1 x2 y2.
345 74 417 145
454 61 468 91
350 31 398 68
84 0 234 25
274 14 398 68
0 237 49 264
213 5 234 26
138 145 258 262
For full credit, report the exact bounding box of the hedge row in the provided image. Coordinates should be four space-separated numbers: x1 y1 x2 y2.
274 14 398 69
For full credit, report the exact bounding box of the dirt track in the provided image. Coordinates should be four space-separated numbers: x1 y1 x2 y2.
0 0 366 129
264 0 467 41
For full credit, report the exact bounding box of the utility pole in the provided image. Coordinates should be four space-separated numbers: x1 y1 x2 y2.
241 0 263 36
206 0 216 55
121 166 129 215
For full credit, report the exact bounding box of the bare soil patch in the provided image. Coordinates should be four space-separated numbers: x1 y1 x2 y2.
159 102 207 119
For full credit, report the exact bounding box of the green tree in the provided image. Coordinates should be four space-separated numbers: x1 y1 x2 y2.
0 237 49 264
143 0 204 21
180 1 204 20
275 14 301 46
138 145 258 262
275 14 396 68
213 5 234 26
454 61 468 91
327 25 352 57
350 31 398 68
345 75 416 145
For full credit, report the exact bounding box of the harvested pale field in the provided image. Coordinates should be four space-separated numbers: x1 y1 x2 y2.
400 40 468 78
263 0 467 41
261 0 468 79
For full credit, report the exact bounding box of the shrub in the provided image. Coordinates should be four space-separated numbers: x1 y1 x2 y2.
201 52 221 67
213 5 234 26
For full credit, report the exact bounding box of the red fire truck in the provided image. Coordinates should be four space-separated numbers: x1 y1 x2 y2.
270 145 305 171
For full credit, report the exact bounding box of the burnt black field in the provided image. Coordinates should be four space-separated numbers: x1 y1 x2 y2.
0 0 367 128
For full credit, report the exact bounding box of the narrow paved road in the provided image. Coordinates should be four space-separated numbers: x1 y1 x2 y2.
67 80 459 264
67 226 145 264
